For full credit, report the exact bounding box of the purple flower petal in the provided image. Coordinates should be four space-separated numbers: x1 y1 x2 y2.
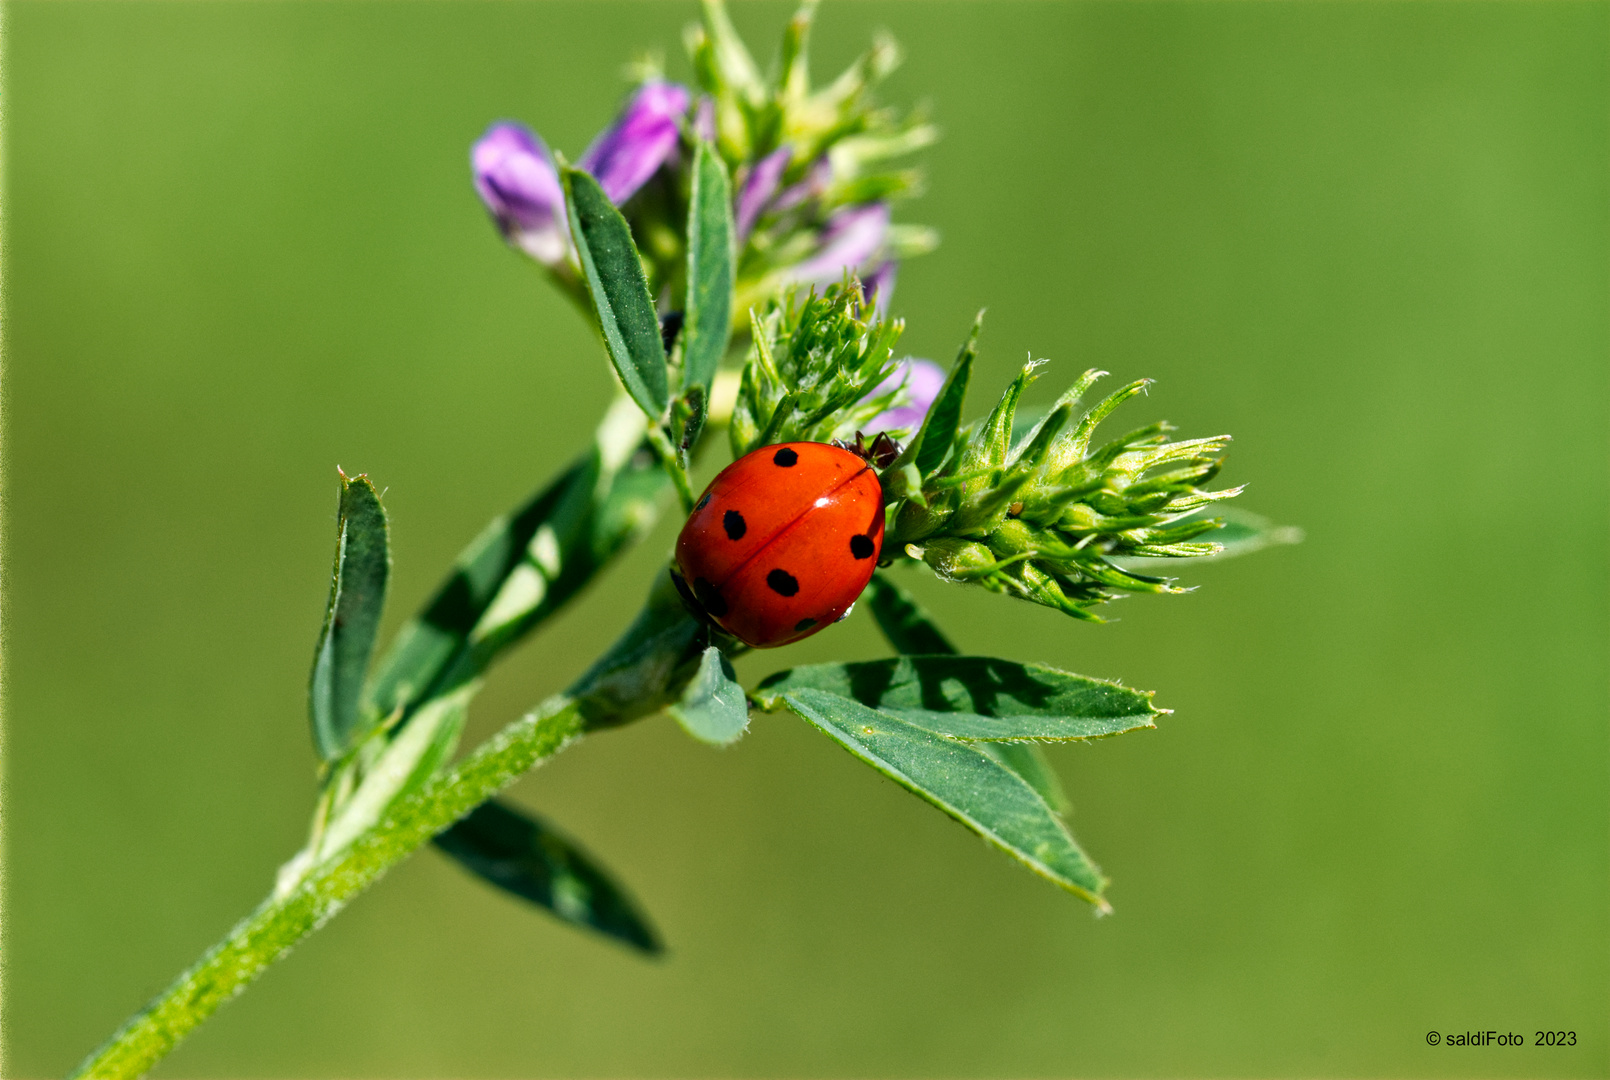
862 259 898 315
772 155 831 213
735 146 791 241
694 96 717 144
786 202 891 286
869 358 947 434
472 122 569 265
580 81 691 205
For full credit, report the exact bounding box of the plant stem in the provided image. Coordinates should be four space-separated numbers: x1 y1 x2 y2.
71 695 585 1080
72 573 705 1080
647 425 697 512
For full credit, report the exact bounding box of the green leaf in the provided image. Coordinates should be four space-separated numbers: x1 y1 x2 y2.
563 166 670 420
757 655 1159 742
778 688 1108 907
309 471 391 761
913 315 978 478
979 742 1070 815
365 399 666 722
961 359 1040 479
668 646 750 746
435 798 662 955
682 142 734 405
864 573 1067 810
317 683 475 859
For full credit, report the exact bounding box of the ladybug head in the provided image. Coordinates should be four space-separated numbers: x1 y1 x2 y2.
832 431 902 470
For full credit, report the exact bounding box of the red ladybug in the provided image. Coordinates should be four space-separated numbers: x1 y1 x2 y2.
675 441 885 648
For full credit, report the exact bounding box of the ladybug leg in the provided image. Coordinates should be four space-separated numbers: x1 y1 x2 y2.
869 432 902 468
669 567 714 625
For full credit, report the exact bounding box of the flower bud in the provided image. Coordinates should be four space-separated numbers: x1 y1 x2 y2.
920 537 996 581
472 122 569 266
579 81 692 205
984 519 1035 559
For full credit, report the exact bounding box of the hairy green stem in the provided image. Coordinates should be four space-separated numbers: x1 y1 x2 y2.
70 697 585 1080
72 573 704 1080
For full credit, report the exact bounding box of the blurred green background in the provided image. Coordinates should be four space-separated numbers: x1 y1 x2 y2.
5 1 1606 1076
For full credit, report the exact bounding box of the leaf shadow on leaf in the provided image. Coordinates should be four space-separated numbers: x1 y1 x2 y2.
844 655 1065 719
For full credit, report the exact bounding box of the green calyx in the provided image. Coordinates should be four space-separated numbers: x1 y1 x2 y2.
686 0 938 310
729 281 904 457
886 346 1242 621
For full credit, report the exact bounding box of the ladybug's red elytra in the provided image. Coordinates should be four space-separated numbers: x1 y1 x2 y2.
674 441 885 648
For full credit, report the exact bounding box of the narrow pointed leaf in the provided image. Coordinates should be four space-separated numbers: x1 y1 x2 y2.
777 0 817 102
436 799 662 954
865 573 1068 811
961 360 1040 479
701 0 764 98
912 316 978 478
1011 402 1072 471
1111 505 1304 572
668 646 750 745
318 683 475 859
682 142 734 404
564 166 669 420
756 656 1159 741
779 688 1108 906
366 400 667 722
309 472 391 761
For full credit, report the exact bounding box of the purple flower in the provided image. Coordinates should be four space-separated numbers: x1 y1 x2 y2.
869 358 947 435
472 122 569 266
772 155 831 213
786 202 890 286
580 81 691 205
862 259 898 315
694 97 717 145
735 146 791 240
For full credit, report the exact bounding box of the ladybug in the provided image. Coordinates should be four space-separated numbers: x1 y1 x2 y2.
674 441 885 648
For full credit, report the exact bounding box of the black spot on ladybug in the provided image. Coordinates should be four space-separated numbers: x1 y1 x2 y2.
794 618 817 632
849 534 875 560
773 447 799 467
695 492 711 511
693 577 728 617
767 569 799 596
723 509 747 540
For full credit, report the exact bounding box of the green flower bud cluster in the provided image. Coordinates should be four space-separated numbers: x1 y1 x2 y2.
728 281 905 457
884 332 1243 621
688 0 939 317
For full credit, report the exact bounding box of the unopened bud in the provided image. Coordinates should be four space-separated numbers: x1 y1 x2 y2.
472 122 569 266
580 81 692 204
